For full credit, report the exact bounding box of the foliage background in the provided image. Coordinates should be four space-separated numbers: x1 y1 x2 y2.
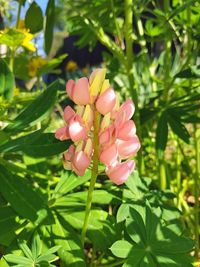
0 0 199 266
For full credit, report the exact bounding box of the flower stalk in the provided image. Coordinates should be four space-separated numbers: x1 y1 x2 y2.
81 108 100 246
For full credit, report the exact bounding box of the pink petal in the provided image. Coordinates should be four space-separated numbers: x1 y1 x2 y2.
115 99 135 127
63 145 75 161
106 160 135 185
100 143 118 166
99 124 117 145
117 136 140 159
64 106 76 123
96 88 116 115
73 77 90 105
99 129 110 145
72 151 91 174
117 120 136 140
66 79 75 100
55 126 69 141
68 116 87 142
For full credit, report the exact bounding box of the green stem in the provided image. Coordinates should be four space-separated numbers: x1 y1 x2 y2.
194 125 200 259
110 0 123 47
124 0 144 175
159 155 167 190
176 140 181 208
81 108 100 246
16 0 22 28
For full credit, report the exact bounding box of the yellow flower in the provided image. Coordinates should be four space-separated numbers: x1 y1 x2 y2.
28 57 47 77
21 30 36 52
65 60 78 72
0 26 36 52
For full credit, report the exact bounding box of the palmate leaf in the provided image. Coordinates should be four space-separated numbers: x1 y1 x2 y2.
111 201 194 267
52 215 86 267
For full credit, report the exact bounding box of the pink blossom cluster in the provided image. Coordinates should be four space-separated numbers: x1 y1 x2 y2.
55 69 140 185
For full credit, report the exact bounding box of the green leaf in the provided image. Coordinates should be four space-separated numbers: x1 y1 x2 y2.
18 242 33 260
36 246 61 263
44 0 55 54
5 80 59 132
0 164 47 223
110 240 132 258
117 204 130 223
123 248 146 267
0 130 70 157
120 202 194 266
19 133 71 158
156 112 168 155
125 171 149 200
126 207 146 245
38 54 67 75
53 171 91 199
31 232 42 259
167 111 190 143
67 190 120 205
0 206 20 246
52 216 86 267
167 0 197 20
0 59 15 100
25 1 43 33
4 255 32 265
0 130 43 153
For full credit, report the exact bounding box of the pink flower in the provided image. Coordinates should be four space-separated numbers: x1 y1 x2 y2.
106 160 135 185
66 77 90 105
55 68 140 185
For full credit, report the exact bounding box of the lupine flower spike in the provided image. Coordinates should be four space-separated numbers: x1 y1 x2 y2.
55 68 140 185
